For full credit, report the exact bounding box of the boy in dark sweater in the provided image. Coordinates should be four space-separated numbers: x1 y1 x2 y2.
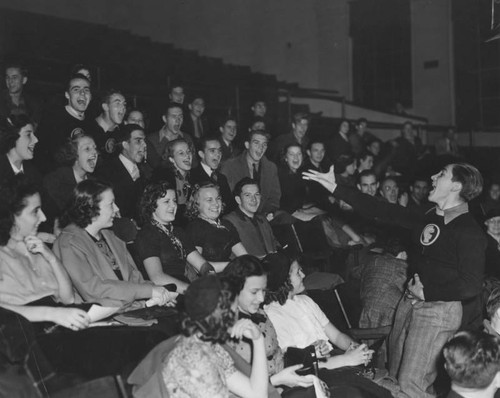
303 163 486 398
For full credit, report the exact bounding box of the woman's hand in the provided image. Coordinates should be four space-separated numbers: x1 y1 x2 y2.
25 235 57 263
49 307 90 331
342 343 374 367
271 365 315 388
147 286 177 307
313 339 331 358
230 319 262 341
302 166 337 193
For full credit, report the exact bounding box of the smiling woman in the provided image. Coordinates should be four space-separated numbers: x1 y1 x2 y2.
43 134 98 223
0 114 41 184
53 179 176 308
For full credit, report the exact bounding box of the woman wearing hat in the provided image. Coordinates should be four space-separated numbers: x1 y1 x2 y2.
162 274 268 398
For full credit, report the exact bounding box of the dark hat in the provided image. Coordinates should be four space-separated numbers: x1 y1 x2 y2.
263 254 292 293
485 208 500 221
184 275 222 321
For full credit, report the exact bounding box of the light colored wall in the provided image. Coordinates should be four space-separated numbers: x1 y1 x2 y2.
0 0 352 94
410 0 454 125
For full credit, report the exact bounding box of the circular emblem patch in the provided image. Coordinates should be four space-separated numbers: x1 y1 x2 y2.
105 138 116 154
420 224 440 246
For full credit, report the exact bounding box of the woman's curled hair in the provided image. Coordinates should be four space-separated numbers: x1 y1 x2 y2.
181 279 236 344
59 179 112 229
0 175 39 245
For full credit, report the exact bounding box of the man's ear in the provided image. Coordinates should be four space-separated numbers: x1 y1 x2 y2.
198 150 204 161
188 104 193 111
306 149 311 158
162 115 167 124
244 141 250 150
102 103 109 113
22 76 28 85
451 181 463 193
64 91 70 101
235 196 242 206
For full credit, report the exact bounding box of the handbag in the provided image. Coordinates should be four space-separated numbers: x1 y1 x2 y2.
284 345 319 376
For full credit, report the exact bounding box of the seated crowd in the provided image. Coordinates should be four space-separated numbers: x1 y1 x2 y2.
1 61 500 398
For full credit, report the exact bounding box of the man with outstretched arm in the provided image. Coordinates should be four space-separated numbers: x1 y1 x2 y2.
303 163 486 398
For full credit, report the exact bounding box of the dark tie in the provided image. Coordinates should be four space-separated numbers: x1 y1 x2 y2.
252 163 260 182
211 170 218 182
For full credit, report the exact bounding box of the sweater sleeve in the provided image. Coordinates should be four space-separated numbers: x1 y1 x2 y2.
333 185 422 230
55 238 153 307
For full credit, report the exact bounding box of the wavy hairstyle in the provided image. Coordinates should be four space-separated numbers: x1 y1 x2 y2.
185 182 223 221
181 278 236 344
54 133 96 167
262 254 301 306
0 175 40 245
139 181 176 225
221 255 266 295
0 114 34 155
59 179 112 229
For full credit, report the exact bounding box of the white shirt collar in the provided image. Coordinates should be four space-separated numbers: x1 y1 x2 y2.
8 159 24 175
119 153 138 178
201 161 214 176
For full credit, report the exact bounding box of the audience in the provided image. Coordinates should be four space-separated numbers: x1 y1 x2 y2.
134 181 220 286
96 123 148 222
162 274 269 398
185 183 247 264
222 129 281 217
2 46 498 398
190 135 236 213
53 179 175 308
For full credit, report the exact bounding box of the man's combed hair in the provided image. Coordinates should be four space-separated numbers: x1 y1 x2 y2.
451 163 483 201
443 330 500 390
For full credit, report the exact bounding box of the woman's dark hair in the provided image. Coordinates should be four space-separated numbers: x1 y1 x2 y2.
0 175 40 245
60 179 112 228
262 254 304 306
337 118 350 133
221 255 266 295
280 143 302 169
54 133 95 167
0 114 34 155
181 279 236 344
185 183 223 220
139 181 176 225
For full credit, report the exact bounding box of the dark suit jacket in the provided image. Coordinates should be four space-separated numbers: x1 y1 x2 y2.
190 163 236 214
181 114 210 141
96 157 147 221
221 151 281 215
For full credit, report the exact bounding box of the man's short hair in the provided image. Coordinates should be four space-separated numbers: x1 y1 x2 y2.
5 62 27 77
169 81 184 92
188 94 204 104
450 163 483 201
219 115 237 127
197 135 221 153
357 169 378 185
66 73 90 91
443 330 500 389
357 117 367 125
164 102 183 116
100 89 124 105
307 139 325 151
292 112 310 125
115 124 144 145
487 287 500 319
245 129 270 144
233 177 260 198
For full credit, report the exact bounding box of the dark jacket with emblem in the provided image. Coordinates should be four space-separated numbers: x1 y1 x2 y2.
332 185 487 328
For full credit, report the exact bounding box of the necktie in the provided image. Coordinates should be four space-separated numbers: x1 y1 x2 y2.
130 165 140 181
211 170 218 182
252 163 260 182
